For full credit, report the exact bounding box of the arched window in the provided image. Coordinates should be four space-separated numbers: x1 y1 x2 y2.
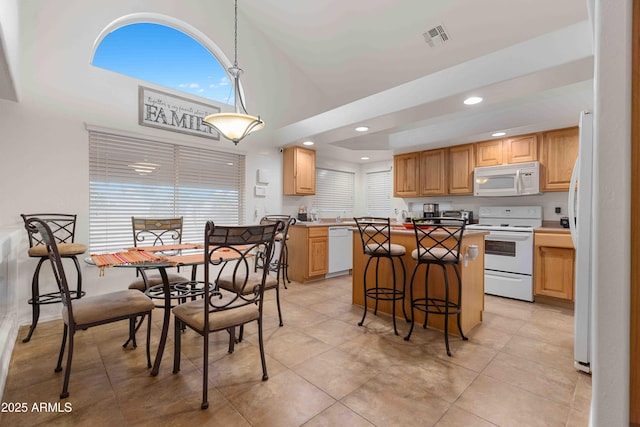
92 21 233 105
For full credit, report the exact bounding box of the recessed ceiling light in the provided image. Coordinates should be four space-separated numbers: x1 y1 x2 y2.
302 141 314 146
491 132 506 137
360 157 370 160
355 126 369 132
463 96 483 105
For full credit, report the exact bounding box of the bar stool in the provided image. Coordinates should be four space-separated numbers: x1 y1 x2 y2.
354 217 408 335
404 218 467 356
20 214 87 343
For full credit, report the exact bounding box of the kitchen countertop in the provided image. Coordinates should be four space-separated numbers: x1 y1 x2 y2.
535 221 572 233
291 220 357 228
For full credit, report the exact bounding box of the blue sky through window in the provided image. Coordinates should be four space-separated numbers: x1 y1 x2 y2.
93 23 233 104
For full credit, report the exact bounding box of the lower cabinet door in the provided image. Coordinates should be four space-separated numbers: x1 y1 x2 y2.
308 237 328 276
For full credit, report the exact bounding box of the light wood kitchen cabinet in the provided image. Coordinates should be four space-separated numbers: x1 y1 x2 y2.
475 139 503 166
534 231 575 301
283 146 316 196
287 226 328 282
393 152 419 197
419 149 447 196
540 127 579 192
475 134 538 166
505 134 538 164
448 143 475 194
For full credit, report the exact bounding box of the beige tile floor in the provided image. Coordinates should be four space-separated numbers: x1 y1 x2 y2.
1 275 591 426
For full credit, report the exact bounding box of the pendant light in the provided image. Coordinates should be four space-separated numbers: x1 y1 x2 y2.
203 0 264 144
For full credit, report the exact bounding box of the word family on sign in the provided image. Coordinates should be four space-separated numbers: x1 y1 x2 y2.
138 86 221 140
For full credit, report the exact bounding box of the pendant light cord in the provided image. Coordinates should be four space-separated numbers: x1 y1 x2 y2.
233 0 238 68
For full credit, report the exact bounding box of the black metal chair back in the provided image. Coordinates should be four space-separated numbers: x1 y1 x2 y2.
131 217 183 248
21 213 78 248
258 214 291 263
206 221 280 322
354 217 394 257
411 218 466 265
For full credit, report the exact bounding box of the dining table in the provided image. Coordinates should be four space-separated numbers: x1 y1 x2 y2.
89 243 245 376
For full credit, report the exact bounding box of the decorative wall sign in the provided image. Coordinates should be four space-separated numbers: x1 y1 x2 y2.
138 86 221 140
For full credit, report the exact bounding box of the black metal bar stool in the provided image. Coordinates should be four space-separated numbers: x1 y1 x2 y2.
354 217 409 335
404 218 467 356
20 213 87 343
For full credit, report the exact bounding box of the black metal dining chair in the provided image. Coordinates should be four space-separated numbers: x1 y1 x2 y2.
171 221 279 409
25 217 155 399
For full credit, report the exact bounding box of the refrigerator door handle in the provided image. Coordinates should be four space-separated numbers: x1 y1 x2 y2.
568 156 579 248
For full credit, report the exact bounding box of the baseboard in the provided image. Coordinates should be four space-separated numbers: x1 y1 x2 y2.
534 295 575 310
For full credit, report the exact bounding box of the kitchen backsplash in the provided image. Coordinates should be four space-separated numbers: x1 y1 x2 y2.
405 192 569 223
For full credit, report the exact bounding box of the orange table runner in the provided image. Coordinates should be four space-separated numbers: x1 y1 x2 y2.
92 245 253 275
90 251 173 275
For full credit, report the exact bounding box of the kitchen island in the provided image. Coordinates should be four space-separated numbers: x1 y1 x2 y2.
352 227 487 336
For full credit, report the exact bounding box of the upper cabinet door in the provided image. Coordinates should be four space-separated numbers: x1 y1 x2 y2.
283 146 316 195
419 149 447 196
540 127 579 192
448 144 475 195
475 140 503 167
505 134 538 164
393 153 419 197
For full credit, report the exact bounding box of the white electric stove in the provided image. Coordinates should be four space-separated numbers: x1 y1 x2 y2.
467 206 542 302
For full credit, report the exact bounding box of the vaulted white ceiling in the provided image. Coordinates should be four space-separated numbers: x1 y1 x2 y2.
241 0 593 162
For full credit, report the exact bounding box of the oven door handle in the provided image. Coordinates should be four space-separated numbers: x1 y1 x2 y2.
485 233 532 241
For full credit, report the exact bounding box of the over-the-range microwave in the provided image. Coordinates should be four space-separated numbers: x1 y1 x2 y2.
474 161 541 197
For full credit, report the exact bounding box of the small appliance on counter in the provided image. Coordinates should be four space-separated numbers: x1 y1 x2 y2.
441 210 474 224
297 206 308 222
560 217 570 228
423 203 439 219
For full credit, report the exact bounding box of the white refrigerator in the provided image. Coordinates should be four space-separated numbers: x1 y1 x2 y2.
569 110 593 373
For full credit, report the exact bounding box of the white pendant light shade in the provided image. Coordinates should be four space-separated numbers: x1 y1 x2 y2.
204 112 265 144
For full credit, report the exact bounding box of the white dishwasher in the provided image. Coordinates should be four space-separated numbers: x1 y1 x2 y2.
327 226 353 277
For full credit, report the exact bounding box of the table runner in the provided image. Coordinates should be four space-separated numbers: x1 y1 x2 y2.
90 251 172 275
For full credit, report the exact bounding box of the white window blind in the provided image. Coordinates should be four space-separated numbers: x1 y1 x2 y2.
365 170 392 217
312 168 355 216
89 130 245 253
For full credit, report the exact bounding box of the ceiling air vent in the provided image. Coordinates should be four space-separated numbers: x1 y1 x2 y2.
423 25 450 47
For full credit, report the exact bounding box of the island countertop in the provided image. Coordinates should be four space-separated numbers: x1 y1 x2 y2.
352 228 487 336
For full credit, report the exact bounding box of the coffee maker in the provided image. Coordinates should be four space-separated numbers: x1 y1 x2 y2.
423 203 440 219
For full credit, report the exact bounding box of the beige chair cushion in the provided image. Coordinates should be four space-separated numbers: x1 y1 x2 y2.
128 273 190 291
62 290 154 326
216 271 278 294
364 243 406 256
172 294 259 333
411 247 459 262
28 243 87 257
